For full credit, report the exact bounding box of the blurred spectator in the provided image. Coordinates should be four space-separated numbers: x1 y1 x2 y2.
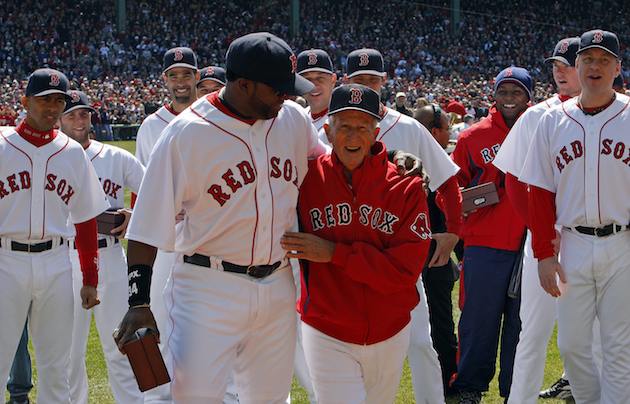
394 92 413 116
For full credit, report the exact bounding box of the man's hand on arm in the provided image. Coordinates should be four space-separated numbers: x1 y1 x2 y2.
114 239 159 353
428 232 459 267
280 232 335 263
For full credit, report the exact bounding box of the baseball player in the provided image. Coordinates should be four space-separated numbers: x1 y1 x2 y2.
297 49 337 133
521 29 630 403
451 67 532 404
493 37 584 404
133 46 199 403
343 48 461 404
0 68 107 402
114 32 328 403
283 83 431 403
197 66 226 97
59 90 145 404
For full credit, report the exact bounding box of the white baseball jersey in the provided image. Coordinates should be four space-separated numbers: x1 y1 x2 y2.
84 140 145 209
305 106 328 132
0 129 109 240
493 94 562 177
135 105 177 166
127 96 327 265
521 94 630 227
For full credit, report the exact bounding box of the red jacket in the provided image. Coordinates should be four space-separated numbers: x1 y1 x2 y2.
297 141 431 345
451 106 526 251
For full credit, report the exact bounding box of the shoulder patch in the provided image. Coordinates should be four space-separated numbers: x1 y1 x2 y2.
410 212 431 239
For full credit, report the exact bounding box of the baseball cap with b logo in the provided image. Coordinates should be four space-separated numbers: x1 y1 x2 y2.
63 90 96 114
577 29 619 58
25 68 70 98
346 48 385 78
198 66 226 87
494 66 533 101
545 37 580 67
163 47 198 73
297 49 334 75
226 32 314 96
328 84 382 121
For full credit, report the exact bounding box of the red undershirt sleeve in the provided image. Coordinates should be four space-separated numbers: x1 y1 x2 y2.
435 176 463 236
505 173 529 226
74 218 99 287
130 192 137 208
528 185 557 260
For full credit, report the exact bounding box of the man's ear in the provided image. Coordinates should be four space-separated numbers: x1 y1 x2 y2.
342 74 349 84
323 122 334 144
20 95 29 110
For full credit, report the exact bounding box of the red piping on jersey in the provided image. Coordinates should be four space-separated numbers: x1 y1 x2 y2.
377 110 401 142
558 94 572 102
311 108 328 121
42 136 70 239
154 112 170 125
1 131 34 238
596 97 630 223
264 118 278 264
90 142 105 161
561 103 588 224
164 103 180 116
189 105 261 265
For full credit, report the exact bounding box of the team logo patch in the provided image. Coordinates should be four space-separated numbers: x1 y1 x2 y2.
349 88 363 104
49 73 60 86
207 66 215 75
174 49 184 61
410 213 431 240
71 92 80 103
593 31 604 44
307 51 318 65
290 54 298 73
358 52 370 67
504 68 513 77
559 40 569 53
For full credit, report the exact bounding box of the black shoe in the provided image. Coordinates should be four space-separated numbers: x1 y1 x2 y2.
539 377 573 399
7 397 30 404
458 390 482 404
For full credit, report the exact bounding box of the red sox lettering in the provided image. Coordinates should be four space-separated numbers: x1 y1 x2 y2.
555 138 630 172
0 171 75 204
45 173 76 204
207 157 298 206
309 203 400 235
99 178 123 199
480 143 501 164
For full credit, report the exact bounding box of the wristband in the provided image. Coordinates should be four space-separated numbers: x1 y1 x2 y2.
128 264 152 307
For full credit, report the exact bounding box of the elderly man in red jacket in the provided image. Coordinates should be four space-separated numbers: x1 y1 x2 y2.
281 83 432 404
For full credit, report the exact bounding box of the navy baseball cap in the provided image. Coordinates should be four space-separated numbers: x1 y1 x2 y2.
163 47 198 73
25 68 70 98
197 66 226 87
346 48 385 78
329 84 381 121
494 66 533 100
297 49 333 75
226 32 314 96
63 90 95 114
577 30 619 58
546 37 580 67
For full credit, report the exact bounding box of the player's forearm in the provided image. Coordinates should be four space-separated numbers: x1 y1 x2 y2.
74 217 99 287
528 185 557 260
127 239 158 307
435 176 463 236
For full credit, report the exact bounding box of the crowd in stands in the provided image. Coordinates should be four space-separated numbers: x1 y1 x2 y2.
1 0 629 126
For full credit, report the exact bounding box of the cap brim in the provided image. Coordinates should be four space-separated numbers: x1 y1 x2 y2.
576 45 618 58
30 89 69 97
347 70 386 78
545 56 571 65
298 67 334 75
329 106 382 121
197 77 226 86
64 105 96 114
163 63 198 73
276 74 315 96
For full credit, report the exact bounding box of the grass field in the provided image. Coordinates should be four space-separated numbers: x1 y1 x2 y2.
6 140 568 403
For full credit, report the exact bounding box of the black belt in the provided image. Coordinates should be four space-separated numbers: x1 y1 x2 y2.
69 238 119 249
183 254 282 279
0 238 64 253
574 224 629 237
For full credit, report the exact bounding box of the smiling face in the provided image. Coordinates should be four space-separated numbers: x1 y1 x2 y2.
301 71 336 114
552 60 581 97
196 80 224 98
494 82 529 124
163 67 198 105
347 73 386 94
60 108 92 147
576 48 621 99
22 93 66 131
325 109 379 173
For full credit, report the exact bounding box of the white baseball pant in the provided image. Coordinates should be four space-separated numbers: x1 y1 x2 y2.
68 238 143 404
557 229 630 404
163 261 296 404
0 242 72 403
509 232 603 404
302 322 411 404
407 274 446 404
291 258 316 403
